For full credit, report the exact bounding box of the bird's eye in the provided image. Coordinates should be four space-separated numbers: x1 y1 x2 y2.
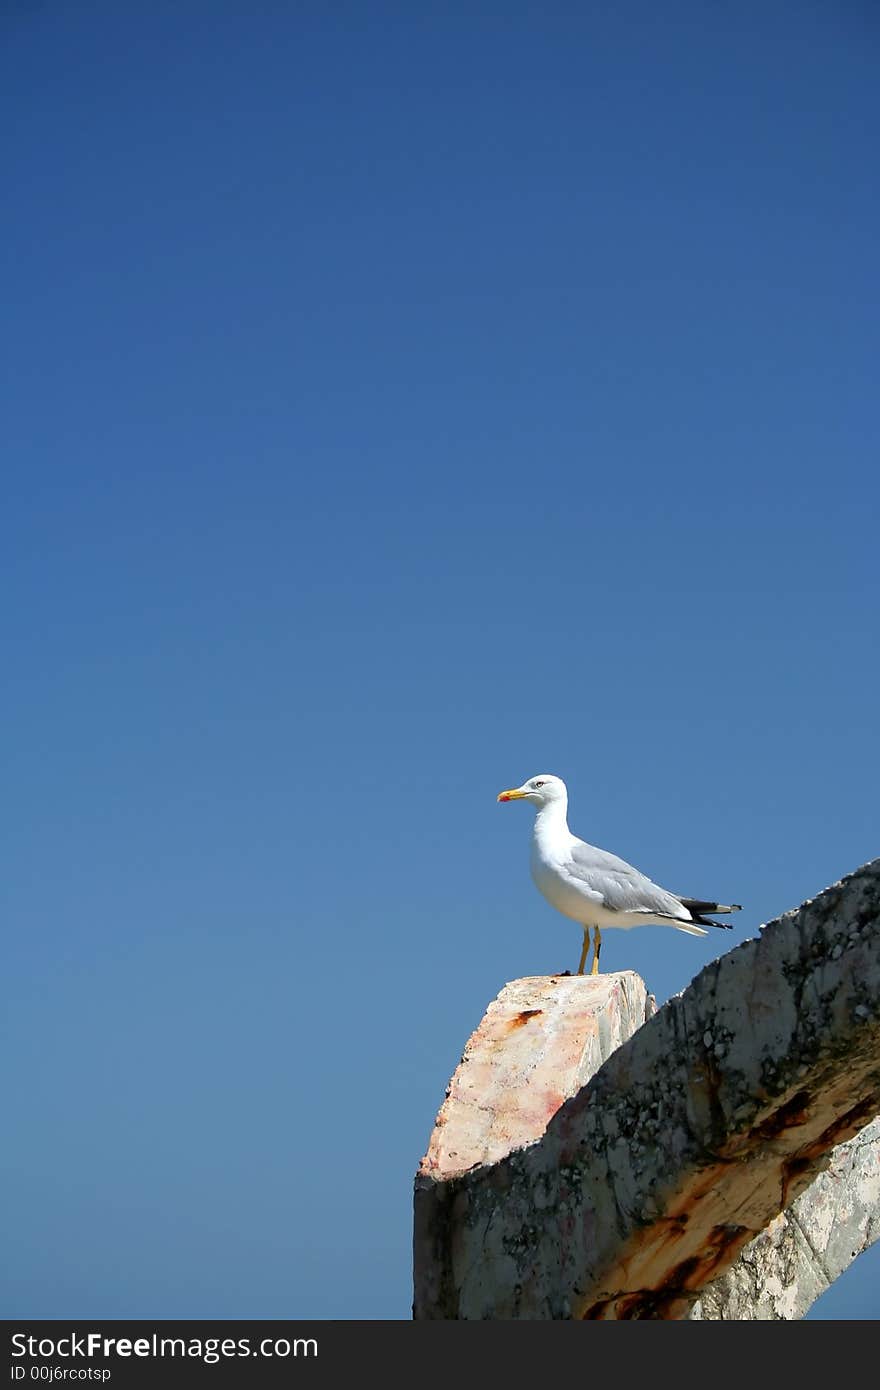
534 780 545 788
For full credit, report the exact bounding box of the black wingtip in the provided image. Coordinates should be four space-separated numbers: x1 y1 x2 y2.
691 913 736 929
680 897 742 916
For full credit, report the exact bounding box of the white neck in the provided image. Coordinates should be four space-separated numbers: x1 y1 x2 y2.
532 798 570 849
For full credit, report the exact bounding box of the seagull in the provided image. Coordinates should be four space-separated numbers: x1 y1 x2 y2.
497 773 741 975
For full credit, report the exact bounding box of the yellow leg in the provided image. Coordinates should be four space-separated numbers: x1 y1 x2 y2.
576 929 589 976
590 925 602 976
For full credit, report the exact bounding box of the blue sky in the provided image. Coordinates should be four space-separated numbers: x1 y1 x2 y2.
3 1 878 1319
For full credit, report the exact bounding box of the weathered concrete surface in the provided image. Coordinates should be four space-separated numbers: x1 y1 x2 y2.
420 973 655 1182
689 1115 880 1319
413 859 880 1318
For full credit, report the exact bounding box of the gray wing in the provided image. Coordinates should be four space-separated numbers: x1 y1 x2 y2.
566 838 689 920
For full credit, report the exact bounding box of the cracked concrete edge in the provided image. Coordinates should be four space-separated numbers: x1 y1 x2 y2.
689 1114 880 1319
419 971 654 1181
413 859 880 1318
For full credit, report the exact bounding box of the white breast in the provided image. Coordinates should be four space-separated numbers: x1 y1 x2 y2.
530 838 595 923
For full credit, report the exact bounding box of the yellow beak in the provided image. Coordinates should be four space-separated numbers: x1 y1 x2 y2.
497 788 527 802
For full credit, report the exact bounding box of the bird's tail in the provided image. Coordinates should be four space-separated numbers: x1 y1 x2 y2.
679 897 742 930
673 920 709 938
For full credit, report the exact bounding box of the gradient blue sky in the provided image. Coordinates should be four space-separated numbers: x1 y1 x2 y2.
4 2 878 1320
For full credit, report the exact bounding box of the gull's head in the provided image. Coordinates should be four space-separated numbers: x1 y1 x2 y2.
497 774 567 810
